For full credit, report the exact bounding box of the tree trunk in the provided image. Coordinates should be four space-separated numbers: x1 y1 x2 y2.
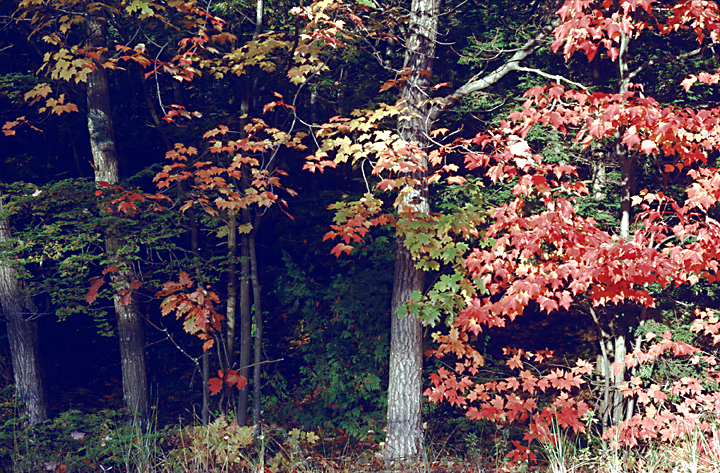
188 208 211 425
221 213 238 416
385 0 439 463
249 213 263 436
0 213 47 423
237 208 252 425
386 237 426 463
86 10 148 425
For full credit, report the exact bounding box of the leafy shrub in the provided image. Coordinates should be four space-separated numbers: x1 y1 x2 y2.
167 415 254 471
0 407 168 472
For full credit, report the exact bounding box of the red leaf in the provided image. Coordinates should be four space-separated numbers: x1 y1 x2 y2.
179 272 194 287
208 377 223 396
85 277 105 304
120 291 132 306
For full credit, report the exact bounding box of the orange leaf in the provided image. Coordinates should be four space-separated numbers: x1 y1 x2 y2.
208 377 223 395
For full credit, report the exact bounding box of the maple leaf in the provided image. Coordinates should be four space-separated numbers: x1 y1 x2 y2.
208 377 223 395
224 370 248 390
506 353 523 370
179 272 194 287
641 139 657 154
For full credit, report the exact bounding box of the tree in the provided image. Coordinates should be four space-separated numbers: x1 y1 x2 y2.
416 0 720 458
85 7 149 424
382 0 439 460
0 193 46 423
307 1 562 462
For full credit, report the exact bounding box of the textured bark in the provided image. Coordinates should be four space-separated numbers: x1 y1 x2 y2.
105 233 149 422
385 0 438 463
86 10 148 424
611 334 627 424
0 215 47 423
219 213 238 414
386 237 425 463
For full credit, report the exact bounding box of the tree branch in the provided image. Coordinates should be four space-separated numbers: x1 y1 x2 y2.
514 66 587 89
428 17 560 122
626 46 703 85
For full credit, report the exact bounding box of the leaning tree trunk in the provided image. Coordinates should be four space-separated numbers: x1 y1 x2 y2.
0 212 47 423
384 0 439 463
86 10 148 425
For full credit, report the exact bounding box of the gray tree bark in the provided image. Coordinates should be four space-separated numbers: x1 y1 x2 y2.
0 211 47 423
384 0 438 463
86 10 149 425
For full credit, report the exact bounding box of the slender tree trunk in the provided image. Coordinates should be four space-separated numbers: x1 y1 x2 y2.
225 213 238 369
610 31 632 427
385 0 439 463
219 213 239 414
86 10 148 425
0 211 47 423
237 207 252 425
249 213 263 436
188 208 211 425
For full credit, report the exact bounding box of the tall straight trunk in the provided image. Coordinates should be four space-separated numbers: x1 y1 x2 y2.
225 213 238 371
249 213 263 436
219 213 239 414
237 207 252 425
0 212 46 423
188 208 211 425
384 0 439 463
609 31 632 427
86 10 148 424
592 31 634 430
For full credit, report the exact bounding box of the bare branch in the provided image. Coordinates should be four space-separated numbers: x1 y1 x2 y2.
429 17 560 122
514 66 587 90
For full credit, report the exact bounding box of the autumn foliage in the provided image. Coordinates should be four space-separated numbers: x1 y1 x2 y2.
301 0 720 463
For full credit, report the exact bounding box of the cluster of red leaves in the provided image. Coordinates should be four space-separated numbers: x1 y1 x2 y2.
553 0 720 62
85 265 142 306
156 271 224 344
600 310 720 450
422 0 720 463
426 341 593 463
156 272 244 395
